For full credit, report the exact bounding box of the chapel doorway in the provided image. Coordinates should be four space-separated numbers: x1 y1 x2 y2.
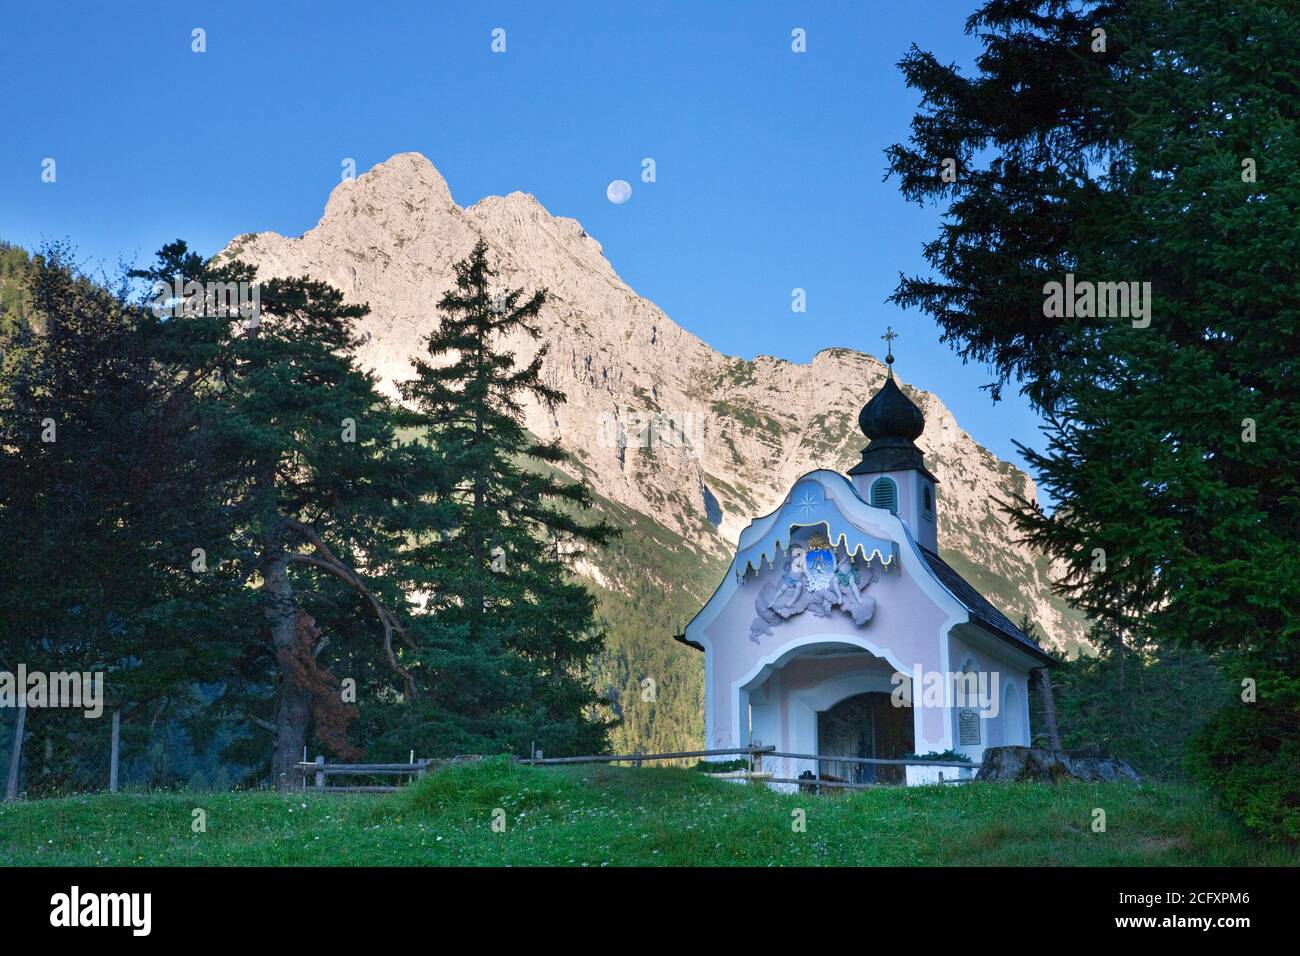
816 692 913 785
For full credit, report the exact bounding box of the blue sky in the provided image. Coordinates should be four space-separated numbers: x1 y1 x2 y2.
0 0 1048 476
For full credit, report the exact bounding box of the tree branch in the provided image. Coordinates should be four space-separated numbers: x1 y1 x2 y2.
284 521 419 700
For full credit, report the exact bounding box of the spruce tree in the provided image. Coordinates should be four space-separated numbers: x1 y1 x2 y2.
132 243 446 784
398 240 615 756
887 0 1300 836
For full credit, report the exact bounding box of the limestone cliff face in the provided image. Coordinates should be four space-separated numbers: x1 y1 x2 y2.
221 152 1086 655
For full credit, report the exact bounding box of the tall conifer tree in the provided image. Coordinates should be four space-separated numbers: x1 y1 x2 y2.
399 240 614 756
133 243 446 784
887 0 1299 837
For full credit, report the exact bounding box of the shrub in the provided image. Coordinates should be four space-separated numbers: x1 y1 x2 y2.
1187 659 1300 843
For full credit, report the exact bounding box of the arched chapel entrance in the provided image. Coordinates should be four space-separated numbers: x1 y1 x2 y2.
816 691 914 785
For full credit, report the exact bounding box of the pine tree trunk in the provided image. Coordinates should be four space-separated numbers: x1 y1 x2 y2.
264 554 311 789
1035 667 1062 751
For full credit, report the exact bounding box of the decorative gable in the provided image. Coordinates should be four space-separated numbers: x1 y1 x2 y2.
732 477 897 580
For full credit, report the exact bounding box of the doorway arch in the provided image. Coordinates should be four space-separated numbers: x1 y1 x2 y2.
817 691 913 784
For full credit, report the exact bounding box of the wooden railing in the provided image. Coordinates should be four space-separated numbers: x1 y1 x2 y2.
522 745 980 791
296 756 434 793
518 746 770 766
300 746 981 794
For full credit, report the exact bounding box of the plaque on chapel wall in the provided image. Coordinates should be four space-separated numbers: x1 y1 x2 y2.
958 708 981 746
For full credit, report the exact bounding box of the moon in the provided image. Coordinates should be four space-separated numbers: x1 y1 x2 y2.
606 179 632 204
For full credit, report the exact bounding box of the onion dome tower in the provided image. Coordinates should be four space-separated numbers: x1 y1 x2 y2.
847 327 939 550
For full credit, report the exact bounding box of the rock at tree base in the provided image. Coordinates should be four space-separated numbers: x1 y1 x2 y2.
976 746 1140 783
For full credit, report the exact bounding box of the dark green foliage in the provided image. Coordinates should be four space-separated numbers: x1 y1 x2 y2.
0 242 35 337
1035 635 1228 781
1187 654 1300 842
392 240 616 757
0 245 254 791
1 236 622 787
886 0 1128 411
0 244 249 687
0 238 454 790
582 496 725 755
903 750 972 763
130 242 448 780
888 0 1300 837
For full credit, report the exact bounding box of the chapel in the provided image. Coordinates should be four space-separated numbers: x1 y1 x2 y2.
678 339 1053 785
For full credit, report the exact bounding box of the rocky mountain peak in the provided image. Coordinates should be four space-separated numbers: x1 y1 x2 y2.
326 151 456 217
221 152 1085 656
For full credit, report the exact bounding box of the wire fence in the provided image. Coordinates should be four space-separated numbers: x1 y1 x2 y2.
1 706 247 799
3 711 984 800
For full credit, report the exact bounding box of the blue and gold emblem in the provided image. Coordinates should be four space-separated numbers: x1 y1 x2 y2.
803 533 836 592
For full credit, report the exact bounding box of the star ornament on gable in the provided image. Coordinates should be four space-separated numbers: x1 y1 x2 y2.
794 489 820 519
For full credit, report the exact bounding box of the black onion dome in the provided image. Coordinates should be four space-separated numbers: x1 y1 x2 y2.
858 375 925 442
847 371 937 481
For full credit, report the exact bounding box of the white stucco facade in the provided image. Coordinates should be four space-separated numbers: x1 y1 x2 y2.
680 469 1050 786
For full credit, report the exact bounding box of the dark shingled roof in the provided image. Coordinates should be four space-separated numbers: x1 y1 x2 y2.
918 546 1055 664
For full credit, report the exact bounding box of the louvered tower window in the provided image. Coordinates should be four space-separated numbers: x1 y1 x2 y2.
870 477 898 514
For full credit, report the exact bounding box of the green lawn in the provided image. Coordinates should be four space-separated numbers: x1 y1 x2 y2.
1 758 1293 866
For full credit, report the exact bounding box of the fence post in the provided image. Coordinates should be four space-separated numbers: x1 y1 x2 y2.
108 709 121 793
5 706 26 802
314 755 325 792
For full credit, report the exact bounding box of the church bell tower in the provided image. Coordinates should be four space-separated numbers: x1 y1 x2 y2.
847 328 939 552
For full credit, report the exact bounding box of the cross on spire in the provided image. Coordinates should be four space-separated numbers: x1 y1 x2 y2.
881 326 898 377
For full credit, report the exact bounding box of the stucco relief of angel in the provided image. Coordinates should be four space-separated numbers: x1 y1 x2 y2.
836 554 880 626
769 545 806 613
748 545 881 642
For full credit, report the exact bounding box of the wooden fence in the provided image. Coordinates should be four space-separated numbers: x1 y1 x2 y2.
521 745 980 792
300 745 980 794
296 756 434 793
519 746 765 766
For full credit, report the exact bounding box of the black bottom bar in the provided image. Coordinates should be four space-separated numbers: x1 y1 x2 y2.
2 866 1283 940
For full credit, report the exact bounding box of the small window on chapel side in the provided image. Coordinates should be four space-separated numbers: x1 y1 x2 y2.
923 484 934 520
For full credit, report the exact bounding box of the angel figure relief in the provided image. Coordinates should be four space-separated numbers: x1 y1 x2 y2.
748 534 880 643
